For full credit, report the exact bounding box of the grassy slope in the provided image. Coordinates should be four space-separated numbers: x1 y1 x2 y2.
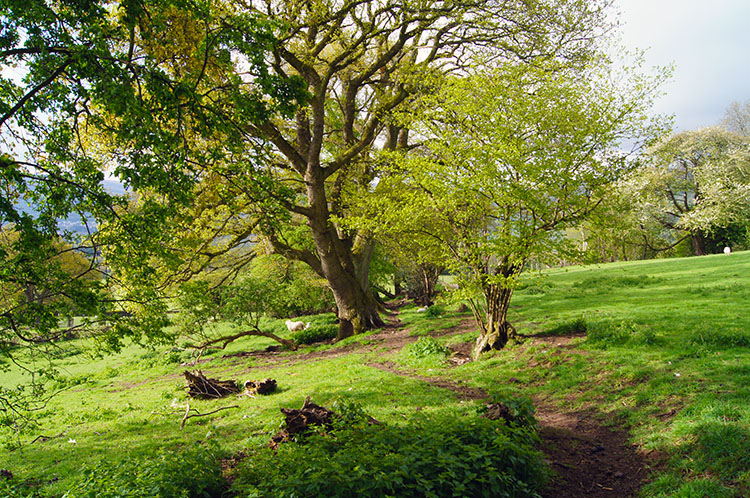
2 251 750 496
494 251 750 497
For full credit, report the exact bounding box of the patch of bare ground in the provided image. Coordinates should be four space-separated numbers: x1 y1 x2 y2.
218 313 476 370
365 318 660 497
534 397 661 498
524 332 588 349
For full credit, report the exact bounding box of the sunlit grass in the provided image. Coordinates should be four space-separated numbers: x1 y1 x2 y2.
3 251 750 496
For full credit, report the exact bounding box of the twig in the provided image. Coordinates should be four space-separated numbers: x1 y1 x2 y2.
180 404 240 430
31 432 66 444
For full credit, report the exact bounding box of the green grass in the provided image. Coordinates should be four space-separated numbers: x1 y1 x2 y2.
4 251 750 496
496 250 750 496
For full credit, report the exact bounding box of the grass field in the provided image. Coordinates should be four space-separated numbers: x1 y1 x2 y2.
3 251 750 496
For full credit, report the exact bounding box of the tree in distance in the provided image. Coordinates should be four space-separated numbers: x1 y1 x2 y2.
722 100 750 137
621 127 750 256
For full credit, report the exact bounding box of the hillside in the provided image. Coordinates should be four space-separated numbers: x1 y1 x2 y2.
2 251 750 497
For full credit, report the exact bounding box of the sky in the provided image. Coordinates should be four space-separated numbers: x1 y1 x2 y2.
615 0 750 132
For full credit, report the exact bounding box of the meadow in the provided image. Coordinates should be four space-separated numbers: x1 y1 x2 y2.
3 251 750 497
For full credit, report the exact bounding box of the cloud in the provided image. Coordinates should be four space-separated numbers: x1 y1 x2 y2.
616 0 750 131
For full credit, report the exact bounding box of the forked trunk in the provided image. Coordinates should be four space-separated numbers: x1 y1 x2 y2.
472 283 516 360
306 168 384 341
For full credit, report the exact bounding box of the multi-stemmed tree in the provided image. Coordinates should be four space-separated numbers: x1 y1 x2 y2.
350 58 666 358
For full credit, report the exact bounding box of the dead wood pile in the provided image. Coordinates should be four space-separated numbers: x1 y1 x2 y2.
269 396 381 449
184 370 240 399
244 378 277 396
483 402 515 425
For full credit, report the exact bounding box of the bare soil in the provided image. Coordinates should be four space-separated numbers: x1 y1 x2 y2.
534 397 657 497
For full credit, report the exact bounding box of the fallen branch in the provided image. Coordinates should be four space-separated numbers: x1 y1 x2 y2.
31 432 66 444
180 403 240 430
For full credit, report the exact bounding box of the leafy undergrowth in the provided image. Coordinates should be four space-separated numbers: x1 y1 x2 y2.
3 251 750 497
232 407 546 497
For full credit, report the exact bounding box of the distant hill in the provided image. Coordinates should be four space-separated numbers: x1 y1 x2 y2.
11 179 126 234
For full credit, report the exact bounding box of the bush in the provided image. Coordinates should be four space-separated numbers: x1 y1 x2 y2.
62 443 226 498
406 336 449 359
231 412 547 498
291 324 338 345
425 304 444 318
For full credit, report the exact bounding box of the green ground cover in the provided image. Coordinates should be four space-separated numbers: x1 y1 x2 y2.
3 251 750 496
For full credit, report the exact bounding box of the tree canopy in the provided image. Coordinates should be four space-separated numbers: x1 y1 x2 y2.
0 0 663 425
347 56 667 357
0 0 307 427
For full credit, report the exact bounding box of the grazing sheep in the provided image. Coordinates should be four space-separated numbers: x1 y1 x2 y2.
416 306 429 312
285 320 310 332
724 246 732 255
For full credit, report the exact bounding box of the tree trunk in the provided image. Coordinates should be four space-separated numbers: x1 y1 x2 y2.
305 167 384 341
691 232 706 256
472 283 515 360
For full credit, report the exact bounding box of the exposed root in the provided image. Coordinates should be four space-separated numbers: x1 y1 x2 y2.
184 370 239 399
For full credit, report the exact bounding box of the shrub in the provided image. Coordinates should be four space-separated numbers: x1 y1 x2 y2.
62 443 226 498
406 336 449 359
231 412 547 498
425 304 445 318
291 324 338 345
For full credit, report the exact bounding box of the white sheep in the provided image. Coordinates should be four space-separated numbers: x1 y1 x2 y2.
416 306 429 313
724 246 731 255
285 320 310 332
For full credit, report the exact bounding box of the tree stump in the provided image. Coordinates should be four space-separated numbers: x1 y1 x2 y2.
183 370 239 399
244 378 277 396
483 402 519 426
268 396 381 449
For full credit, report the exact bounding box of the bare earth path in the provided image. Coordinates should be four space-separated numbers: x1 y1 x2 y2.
239 311 657 497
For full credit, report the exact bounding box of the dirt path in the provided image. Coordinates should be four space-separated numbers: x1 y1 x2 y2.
363 317 655 498
234 312 656 496
535 398 652 498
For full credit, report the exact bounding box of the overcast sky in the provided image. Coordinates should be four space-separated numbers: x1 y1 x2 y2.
615 0 750 132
